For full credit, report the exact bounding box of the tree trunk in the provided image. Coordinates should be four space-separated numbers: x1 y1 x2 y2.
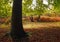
10 0 27 39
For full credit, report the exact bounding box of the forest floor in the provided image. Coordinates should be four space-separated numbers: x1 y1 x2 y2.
0 22 60 42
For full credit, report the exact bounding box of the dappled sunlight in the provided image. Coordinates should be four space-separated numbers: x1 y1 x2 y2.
23 22 60 29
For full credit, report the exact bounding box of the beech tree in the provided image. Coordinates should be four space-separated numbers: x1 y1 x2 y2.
10 0 28 40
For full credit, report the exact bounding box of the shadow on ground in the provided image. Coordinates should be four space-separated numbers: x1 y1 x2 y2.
0 27 60 42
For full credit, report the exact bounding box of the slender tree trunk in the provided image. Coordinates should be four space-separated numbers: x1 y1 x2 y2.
10 0 27 39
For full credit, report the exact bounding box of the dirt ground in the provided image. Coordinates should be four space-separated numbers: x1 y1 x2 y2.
0 22 60 42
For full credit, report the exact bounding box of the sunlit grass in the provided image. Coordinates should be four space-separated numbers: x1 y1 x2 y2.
0 24 11 29
23 22 60 29
0 22 60 29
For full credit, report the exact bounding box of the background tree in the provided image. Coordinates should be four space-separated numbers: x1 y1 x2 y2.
0 0 12 18
22 0 32 16
54 0 60 12
22 0 49 16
